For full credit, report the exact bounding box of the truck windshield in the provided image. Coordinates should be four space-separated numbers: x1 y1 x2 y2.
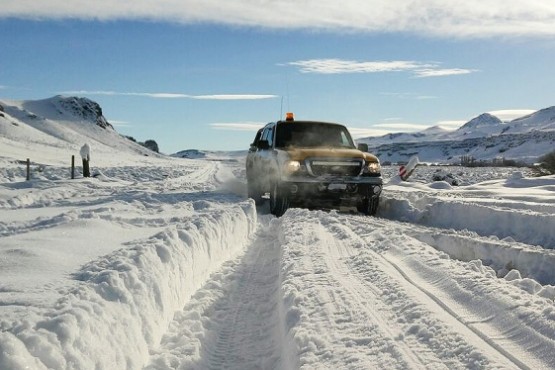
275 122 355 149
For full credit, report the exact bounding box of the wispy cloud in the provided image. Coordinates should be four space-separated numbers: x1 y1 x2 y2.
436 120 467 129
488 109 536 121
4 1 553 38
287 59 477 78
348 127 394 138
193 94 278 100
373 122 431 131
413 68 478 78
287 59 429 74
353 119 467 138
209 122 265 131
61 90 278 100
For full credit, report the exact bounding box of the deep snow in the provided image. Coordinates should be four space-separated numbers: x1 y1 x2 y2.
1 97 555 369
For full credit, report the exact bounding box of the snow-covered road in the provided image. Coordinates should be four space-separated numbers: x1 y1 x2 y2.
1 155 555 370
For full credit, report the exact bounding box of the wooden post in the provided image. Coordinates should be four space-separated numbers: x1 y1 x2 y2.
82 158 90 178
26 158 30 181
80 144 91 178
71 155 75 179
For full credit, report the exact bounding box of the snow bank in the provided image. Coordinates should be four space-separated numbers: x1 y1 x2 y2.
379 173 555 287
0 201 257 370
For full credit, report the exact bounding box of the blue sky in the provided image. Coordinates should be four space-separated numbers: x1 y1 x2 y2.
1 1 555 153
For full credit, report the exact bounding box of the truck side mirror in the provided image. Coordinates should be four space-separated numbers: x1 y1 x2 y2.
357 143 368 152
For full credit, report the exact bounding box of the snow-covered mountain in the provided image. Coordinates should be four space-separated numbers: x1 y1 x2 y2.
0 95 162 164
502 106 555 134
455 113 504 139
359 106 555 163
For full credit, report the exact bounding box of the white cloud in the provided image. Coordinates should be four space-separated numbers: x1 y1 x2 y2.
3 1 554 38
288 59 428 74
413 68 478 78
288 59 476 78
348 127 394 138
210 122 265 131
61 90 278 100
373 122 431 131
193 94 278 100
488 109 536 121
353 119 466 137
436 120 466 129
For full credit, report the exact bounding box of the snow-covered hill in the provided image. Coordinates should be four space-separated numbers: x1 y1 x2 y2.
503 106 555 134
359 106 555 163
454 112 504 139
0 95 161 165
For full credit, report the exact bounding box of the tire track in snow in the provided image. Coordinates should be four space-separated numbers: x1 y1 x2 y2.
341 215 552 369
304 225 430 369
204 232 281 370
280 211 431 369
145 216 285 370
160 161 220 193
378 249 530 370
280 209 535 369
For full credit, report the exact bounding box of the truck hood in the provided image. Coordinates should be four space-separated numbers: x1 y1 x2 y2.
284 147 379 163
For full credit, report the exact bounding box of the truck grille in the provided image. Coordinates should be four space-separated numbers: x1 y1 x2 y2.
307 159 363 176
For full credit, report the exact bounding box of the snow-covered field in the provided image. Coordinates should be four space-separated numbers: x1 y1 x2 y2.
1 151 555 370
2 96 555 369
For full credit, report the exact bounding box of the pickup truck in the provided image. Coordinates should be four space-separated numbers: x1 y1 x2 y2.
246 114 383 217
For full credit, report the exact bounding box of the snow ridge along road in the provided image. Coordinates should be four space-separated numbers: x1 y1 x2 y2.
1 156 555 369
146 215 289 370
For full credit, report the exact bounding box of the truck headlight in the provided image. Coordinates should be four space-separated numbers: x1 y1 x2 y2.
365 161 381 174
284 160 301 174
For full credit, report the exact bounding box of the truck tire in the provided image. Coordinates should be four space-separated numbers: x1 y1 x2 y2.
358 196 379 216
270 181 289 217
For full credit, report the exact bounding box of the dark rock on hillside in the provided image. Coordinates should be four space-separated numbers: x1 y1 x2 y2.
142 140 159 153
55 96 114 130
173 149 206 159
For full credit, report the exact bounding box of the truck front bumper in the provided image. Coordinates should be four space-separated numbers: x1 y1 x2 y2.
280 175 383 208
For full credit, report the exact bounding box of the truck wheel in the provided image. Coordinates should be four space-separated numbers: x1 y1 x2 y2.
247 179 264 205
270 181 289 217
358 196 379 216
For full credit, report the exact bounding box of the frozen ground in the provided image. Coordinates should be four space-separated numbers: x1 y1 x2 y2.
1 151 554 370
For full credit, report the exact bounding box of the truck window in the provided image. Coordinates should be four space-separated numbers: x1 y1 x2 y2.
275 122 355 149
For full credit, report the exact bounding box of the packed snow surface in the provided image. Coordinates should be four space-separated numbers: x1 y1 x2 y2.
1 97 555 369
1 152 555 369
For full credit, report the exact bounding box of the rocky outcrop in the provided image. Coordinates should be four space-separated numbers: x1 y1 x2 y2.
55 96 113 129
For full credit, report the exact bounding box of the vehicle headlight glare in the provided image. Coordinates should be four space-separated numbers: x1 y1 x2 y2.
285 160 301 173
367 162 381 174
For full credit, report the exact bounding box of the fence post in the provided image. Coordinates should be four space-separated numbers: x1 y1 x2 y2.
80 144 91 178
71 155 75 179
82 158 90 177
26 158 30 181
